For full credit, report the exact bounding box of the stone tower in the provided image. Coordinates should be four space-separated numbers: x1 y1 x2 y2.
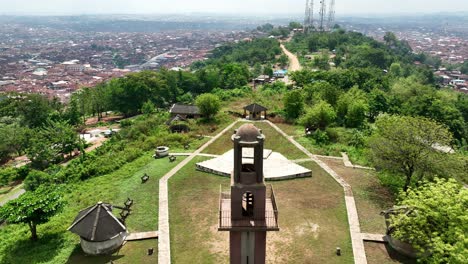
218 124 279 264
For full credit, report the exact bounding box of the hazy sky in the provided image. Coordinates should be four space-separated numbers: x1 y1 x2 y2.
1 0 467 15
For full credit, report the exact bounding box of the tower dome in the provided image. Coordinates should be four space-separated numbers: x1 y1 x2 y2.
233 124 263 143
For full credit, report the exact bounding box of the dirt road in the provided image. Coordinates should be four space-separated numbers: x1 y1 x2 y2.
280 43 302 72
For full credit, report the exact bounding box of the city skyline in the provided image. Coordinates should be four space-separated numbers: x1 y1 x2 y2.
1 0 468 16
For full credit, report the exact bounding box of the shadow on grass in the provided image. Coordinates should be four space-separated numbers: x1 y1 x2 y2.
384 243 418 264
66 244 125 264
0 232 66 264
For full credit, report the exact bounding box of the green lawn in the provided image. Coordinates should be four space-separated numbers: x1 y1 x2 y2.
169 157 230 264
169 158 353 263
0 153 184 264
202 121 308 160
271 122 303 138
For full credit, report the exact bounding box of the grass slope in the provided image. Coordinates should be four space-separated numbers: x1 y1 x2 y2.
0 154 184 264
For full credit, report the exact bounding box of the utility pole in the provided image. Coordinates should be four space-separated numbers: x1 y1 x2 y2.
319 0 327 32
303 0 314 34
327 0 336 30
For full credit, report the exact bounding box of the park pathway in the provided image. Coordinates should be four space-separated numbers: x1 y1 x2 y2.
266 120 368 264
158 120 240 264
0 184 25 206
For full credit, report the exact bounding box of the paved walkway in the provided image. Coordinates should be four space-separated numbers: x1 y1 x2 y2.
266 121 368 264
341 152 375 171
0 184 25 206
126 231 158 241
361 233 387 243
158 120 240 264
169 153 219 158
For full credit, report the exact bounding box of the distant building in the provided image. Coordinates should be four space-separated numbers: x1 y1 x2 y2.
169 103 200 119
273 70 287 78
243 103 268 120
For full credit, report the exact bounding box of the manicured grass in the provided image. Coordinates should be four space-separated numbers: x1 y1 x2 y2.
202 121 308 160
271 122 303 137
169 157 230 264
169 158 353 263
318 158 394 234
0 153 184 264
268 161 353 263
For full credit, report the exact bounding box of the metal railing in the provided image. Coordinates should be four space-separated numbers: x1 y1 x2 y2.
218 185 279 230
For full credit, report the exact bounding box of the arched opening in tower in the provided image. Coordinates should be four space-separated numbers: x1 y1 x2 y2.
242 192 254 217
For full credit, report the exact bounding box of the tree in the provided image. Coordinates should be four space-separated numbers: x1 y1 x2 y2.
313 50 330 70
220 63 250 89
0 186 64 240
283 90 304 120
16 94 56 128
299 101 337 130
26 120 81 169
252 63 263 77
263 66 274 77
278 54 289 68
64 97 82 126
368 88 389 122
345 100 369 128
336 86 368 127
0 122 29 162
288 21 302 30
141 100 155 116
24 170 52 191
461 60 468 74
195 94 221 119
369 115 453 192
389 179 467 263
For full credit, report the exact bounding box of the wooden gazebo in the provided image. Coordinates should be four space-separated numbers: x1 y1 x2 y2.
243 103 268 120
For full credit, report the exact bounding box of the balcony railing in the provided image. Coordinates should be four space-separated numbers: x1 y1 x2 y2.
218 185 279 231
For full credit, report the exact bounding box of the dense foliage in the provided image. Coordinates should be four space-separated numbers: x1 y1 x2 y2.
369 115 453 192
207 38 282 67
195 93 221 119
390 179 468 263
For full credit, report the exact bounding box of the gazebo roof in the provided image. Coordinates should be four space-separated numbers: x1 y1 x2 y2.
243 103 268 113
170 104 200 115
68 202 126 242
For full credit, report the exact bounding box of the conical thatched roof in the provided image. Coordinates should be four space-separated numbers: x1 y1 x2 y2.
68 202 126 242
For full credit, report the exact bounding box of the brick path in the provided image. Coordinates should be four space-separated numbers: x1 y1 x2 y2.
266 121 368 264
158 120 239 264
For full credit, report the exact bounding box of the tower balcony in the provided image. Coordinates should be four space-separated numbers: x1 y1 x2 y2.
218 185 279 232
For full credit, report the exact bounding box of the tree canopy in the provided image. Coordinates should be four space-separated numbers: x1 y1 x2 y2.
0 186 64 240
195 93 221 119
389 178 468 263
369 115 453 192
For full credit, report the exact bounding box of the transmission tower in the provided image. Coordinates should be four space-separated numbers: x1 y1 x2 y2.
318 0 327 32
327 0 336 30
303 0 314 33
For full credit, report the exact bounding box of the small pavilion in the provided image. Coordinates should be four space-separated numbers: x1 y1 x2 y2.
243 103 268 120
68 202 127 255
